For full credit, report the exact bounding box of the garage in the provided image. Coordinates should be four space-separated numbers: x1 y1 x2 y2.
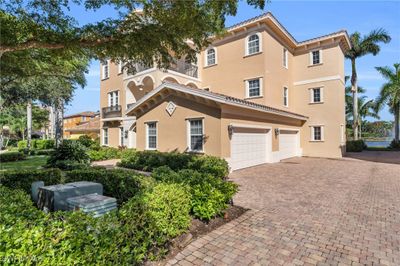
278 129 300 160
230 125 272 171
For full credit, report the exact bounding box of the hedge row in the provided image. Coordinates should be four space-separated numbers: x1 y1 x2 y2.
0 168 154 205
87 147 126 161
18 139 55 150
0 183 191 265
118 150 229 179
0 151 26 162
346 140 366 152
152 166 237 220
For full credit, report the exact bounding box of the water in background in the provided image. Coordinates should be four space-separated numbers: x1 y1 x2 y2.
365 141 391 147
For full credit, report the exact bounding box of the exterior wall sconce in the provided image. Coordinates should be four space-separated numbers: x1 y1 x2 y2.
274 128 280 136
228 125 234 137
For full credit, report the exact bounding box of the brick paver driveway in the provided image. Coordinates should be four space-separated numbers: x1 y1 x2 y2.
168 157 400 265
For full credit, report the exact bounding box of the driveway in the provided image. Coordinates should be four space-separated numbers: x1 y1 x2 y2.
168 157 400 265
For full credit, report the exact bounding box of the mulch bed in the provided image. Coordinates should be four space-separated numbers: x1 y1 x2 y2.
149 205 248 265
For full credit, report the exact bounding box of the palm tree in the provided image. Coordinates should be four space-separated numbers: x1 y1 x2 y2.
345 29 391 140
375 63 400 144
346 95 379 139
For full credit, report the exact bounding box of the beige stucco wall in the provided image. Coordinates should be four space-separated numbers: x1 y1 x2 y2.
135 95 222 156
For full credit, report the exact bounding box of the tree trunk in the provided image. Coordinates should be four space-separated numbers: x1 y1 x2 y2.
27 100 32 150
55 99 64 148
395 102 400 142
351 59 359 140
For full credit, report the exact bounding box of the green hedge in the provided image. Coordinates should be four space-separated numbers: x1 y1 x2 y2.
18 139 55 150
0 151 26 162
118 150 229 179
0 183 191 265
65 168 155 204
47 140 90 170
346 140 366 152
152 166 237 220
88 147 123 161
0 168 64 193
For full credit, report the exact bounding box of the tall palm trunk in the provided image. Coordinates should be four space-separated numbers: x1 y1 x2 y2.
351 59 359 140
27 100 32 150
55 98 64 148
395 102 400 142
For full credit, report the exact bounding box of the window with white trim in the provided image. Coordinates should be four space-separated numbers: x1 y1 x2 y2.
246 78 261 98
108 91 119 107
188 119 204 152
311 50 321 65
103 128 109 145
283 87 289 107
205 48 216 66
146 122 157 150
311 126 323 141
247 34 260 55
119 127 124 146
283 48 288 68
310 87 323 103
102 60 109 79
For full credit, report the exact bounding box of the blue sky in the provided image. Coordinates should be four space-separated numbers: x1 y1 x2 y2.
66 0 400 122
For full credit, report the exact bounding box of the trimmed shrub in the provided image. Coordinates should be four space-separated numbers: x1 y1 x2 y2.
152 166 238 220
389 139 400 150
35 149 55 156
118 150 229 178
47 140 90 169
143 183 191 238
65 168 155 204
0 168 64 193
346 140 366 152
87 147 122 161
77 135 96 148
17 139 55 150
0 151 26 162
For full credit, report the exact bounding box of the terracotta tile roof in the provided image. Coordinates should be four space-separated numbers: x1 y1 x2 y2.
65 117 100 132
64 111 99 119
127 82 308 121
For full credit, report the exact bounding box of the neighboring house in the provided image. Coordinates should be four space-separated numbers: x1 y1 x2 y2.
64 116 100 140
63 111 99 138
99 12 350 170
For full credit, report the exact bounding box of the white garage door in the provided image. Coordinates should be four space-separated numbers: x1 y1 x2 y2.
230 128 271 171
279 130 300 160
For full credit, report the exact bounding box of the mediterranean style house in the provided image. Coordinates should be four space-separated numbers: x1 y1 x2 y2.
99 12 350 170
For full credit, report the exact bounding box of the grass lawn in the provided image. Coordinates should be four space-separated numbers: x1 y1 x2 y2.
0 156 49 171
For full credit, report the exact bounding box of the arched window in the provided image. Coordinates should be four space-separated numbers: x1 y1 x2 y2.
247 34 260 55
206 48 216 66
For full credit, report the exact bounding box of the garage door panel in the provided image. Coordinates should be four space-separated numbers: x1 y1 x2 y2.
230 131 271 170
279 131 299 160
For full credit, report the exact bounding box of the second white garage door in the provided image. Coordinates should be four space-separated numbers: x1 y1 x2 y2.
230 128 271 171
279 130 300 160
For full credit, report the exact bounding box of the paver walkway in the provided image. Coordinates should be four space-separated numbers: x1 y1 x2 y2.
167 156 400 265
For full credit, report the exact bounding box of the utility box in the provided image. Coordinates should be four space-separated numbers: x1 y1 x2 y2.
67 193 117 217
37 181 103 211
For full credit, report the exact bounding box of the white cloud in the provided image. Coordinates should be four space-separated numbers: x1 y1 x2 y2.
86 68 100 77
357 71 384 82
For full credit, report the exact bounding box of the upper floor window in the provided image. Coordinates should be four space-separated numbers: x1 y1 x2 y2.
246 33 261 56
283 48 288 68
283 87 289 107
310 50 321 65
108 91 119 107
188 119 204 152
205 48 216 66
102 60 109 79
310 87 323 103
246 78 262 98
146 122 157 150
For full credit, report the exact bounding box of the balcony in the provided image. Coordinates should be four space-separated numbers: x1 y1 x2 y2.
102 105 122 119
124 59 198 79
169 60 198 78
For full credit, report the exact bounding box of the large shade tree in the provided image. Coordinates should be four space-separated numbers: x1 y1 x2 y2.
345 29 391 140
375 63 400 144
1 0 266 68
